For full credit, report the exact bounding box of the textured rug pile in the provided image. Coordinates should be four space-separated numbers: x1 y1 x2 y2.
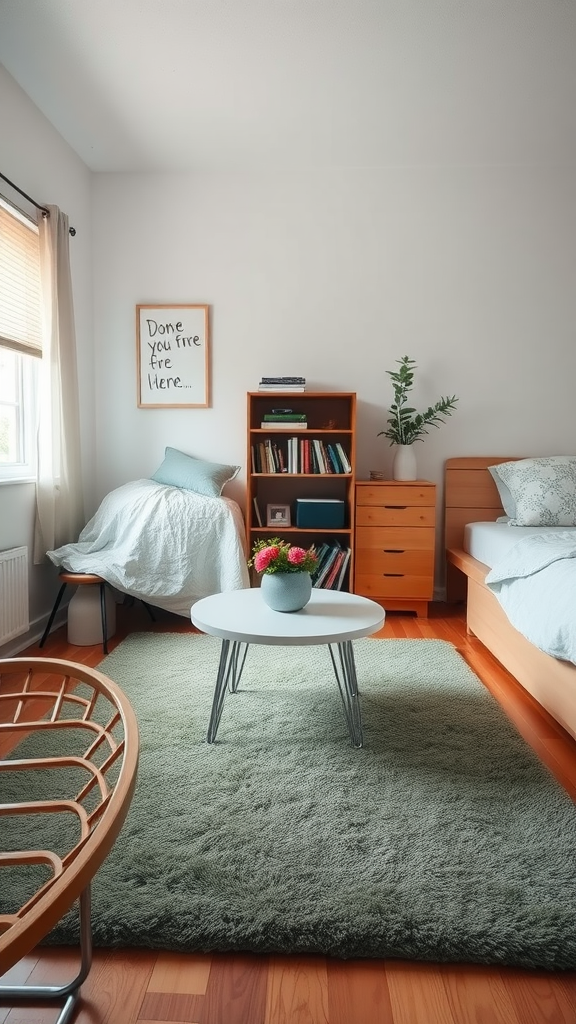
5 633 576 968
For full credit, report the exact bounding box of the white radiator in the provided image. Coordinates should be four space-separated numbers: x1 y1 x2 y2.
0 546 29 644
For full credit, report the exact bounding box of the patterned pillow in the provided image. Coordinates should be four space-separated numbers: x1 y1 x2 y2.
490 457 576 527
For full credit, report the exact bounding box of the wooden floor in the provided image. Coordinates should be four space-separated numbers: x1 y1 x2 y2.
2 602 576 1024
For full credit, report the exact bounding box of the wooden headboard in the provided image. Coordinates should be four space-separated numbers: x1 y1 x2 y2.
444 457 520 601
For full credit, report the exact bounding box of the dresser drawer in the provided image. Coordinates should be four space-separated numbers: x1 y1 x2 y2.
356 484 435 507
355 574 434 600
355 525 435 551
355 548 434 576
356 506 435 528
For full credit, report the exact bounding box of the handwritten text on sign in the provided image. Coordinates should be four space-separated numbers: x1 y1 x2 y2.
137 304 209 407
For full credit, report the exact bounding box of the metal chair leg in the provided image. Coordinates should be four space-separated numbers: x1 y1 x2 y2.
39 581 68 647
0 885 93 1024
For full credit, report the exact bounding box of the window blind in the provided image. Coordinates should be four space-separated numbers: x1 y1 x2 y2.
0 200 42 358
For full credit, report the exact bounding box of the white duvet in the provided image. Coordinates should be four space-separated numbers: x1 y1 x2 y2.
47 479 250 617
485 531 576 665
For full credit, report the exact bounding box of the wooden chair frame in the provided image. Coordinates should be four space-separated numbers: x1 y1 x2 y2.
0 658 139 1023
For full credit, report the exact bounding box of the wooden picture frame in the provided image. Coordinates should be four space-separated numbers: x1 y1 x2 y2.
267 503 291 528
136 304 210 408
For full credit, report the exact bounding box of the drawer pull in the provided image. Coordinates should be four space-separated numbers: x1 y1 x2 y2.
383 573 404 578
383 549 404 554
384 505 407 510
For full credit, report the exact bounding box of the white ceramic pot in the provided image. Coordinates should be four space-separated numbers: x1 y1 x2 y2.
392 444 417 481
260 571 312 612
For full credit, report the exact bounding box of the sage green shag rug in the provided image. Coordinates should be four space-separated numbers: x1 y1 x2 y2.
5 633 576 968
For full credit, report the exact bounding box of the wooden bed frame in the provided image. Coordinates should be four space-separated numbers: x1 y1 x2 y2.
445 457 576 743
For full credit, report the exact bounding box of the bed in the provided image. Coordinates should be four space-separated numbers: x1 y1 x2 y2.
46 476 250 617
445 456 576 742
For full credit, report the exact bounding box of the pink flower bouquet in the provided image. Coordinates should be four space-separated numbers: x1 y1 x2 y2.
248 537 318 575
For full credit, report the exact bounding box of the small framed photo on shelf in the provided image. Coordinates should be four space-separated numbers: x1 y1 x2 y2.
267 503 291 528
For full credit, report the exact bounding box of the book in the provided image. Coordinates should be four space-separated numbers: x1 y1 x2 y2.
334 548 352 590
260 421 308 430
335 442 352 473
324 550 346 590
262 413 307 421
260 377 306 384
258 386 306 392
253 496 263 527
314 544 341 589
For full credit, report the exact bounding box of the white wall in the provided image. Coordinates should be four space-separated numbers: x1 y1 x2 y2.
92 166 576 586
0 65 93 652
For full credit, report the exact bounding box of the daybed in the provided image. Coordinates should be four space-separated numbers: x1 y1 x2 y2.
445 456 576 743
46 448 250 617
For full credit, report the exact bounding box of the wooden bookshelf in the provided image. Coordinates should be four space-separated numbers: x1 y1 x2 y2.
246 391 356 591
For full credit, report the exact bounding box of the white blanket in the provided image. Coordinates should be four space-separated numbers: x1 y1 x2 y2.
485 531 576 665
47 479 250 617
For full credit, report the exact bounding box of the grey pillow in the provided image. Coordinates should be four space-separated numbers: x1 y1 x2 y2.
488 465 517 519
151 446 240 498
489 456 576 527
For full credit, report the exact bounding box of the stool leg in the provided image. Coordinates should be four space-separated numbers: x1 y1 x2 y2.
39 583 68 648
141 601 156 622
99 584 109 656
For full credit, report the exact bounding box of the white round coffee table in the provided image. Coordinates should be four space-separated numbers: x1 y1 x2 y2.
190 588 385 747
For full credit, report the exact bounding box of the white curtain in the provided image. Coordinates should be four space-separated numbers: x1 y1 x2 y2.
33 205 85 563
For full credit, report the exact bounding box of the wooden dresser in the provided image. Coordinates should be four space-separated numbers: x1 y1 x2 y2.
354 480 436 617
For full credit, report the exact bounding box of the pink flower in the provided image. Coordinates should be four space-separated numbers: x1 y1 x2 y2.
287 546 307 565
254 545 280 572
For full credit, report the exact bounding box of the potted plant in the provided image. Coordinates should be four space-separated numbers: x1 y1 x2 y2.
378 356 458 480
249 537 318 611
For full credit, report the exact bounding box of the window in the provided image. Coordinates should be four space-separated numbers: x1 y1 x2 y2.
0 198 41 482
0 347 37 480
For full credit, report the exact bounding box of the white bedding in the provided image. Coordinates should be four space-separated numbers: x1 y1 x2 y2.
464 521 576 568
483 530 576 665
47 478 250 617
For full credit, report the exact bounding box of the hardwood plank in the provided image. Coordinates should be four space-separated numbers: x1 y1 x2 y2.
327 959 394 1024
201 953 268 1024
385 961 459 1024
501 968 576 1024
147 952 211 995
264 956 328 1024
139 991 204 1022
438 963 522 1024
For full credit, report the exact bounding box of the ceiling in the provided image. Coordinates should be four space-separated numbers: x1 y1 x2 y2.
1 0 576 173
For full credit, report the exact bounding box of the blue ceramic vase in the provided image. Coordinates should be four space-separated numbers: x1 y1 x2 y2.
260 571 312 612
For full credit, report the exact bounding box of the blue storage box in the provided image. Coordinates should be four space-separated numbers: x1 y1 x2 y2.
295 498 345 529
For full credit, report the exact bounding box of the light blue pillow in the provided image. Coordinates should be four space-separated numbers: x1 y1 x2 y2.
151 447 240 498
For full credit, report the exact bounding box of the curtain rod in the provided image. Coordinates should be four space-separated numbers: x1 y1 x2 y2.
0 171 76 236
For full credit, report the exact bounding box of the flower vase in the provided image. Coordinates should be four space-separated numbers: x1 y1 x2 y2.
260 571 312 612
392 444 417 481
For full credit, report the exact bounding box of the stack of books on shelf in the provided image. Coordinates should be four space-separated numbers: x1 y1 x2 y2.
258 377 306 392
260 411 308 429
250 438 351 474
311 542 351 591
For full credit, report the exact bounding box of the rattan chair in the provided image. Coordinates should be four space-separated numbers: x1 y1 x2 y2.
0 657 139 1024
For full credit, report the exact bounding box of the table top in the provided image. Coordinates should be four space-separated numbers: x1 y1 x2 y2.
190 588 385 645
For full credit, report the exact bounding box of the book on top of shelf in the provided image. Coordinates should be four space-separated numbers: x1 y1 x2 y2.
258 386 306 392
260 377 306 384
260 421 308 429
262 413 307 421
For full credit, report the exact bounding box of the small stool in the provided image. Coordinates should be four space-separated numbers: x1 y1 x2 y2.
39 572 156 655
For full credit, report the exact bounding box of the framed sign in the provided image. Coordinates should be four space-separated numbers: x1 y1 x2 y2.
136 304 210 408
